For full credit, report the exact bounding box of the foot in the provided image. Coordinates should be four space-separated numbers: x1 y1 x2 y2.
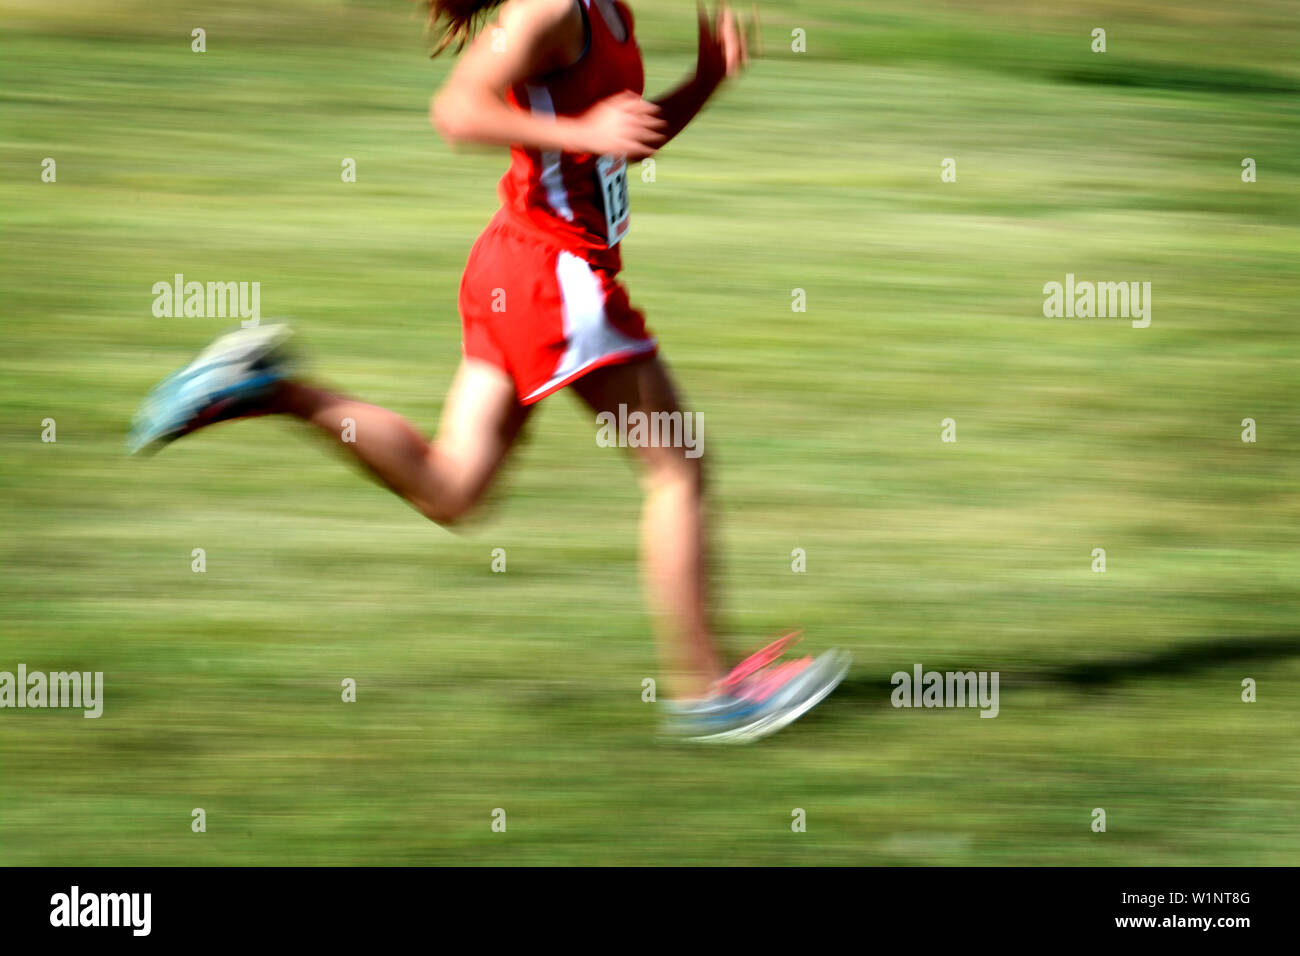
663 633 850 743
127 324 295 455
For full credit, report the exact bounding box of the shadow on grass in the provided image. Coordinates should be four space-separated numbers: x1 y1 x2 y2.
825 634 1300 712
1052 62 1300 95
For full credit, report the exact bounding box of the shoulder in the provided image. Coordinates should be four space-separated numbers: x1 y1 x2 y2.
498 0 582 36
495 0 585 76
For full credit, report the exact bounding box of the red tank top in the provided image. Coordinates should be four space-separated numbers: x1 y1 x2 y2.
497 0 644 272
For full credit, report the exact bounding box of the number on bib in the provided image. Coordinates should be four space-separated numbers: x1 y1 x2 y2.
596 154 630 247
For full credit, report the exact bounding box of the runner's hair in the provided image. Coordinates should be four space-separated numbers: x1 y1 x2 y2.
422 0 511 56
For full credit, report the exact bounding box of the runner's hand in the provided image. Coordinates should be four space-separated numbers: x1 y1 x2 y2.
576 91 667 159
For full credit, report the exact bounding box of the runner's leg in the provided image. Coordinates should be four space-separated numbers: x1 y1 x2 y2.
271 357 528 525
570 355 724 697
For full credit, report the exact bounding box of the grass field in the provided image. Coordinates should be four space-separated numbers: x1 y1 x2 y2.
2 0 1299 865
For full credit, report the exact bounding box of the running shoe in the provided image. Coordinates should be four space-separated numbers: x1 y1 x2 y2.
663 632 850 743
127 324 294 455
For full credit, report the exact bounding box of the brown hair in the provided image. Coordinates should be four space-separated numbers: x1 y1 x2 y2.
421 0 509 56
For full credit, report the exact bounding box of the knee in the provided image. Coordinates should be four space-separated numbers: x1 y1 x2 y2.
416 490 478 527
411 444 493 527
642 447 705 496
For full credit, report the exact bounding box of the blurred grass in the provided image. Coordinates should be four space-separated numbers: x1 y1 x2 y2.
1 0 1298 864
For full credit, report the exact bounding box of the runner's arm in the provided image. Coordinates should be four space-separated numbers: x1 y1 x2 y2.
432 0 666 157
651 3 748 144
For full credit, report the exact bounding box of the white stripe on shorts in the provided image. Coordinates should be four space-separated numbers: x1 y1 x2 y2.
523 250 656 402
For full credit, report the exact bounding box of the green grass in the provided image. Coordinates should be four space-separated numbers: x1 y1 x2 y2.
1 0 1298 864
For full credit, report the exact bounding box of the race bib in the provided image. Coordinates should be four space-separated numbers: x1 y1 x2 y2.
596 154 630 247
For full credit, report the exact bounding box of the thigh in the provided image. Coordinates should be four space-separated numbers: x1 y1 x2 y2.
569 354 703 477
437 356 532 499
